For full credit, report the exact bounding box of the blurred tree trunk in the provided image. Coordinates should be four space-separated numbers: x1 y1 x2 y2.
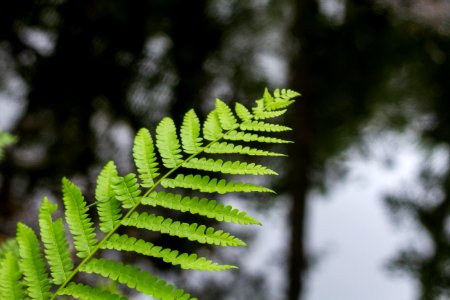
167 0 222 122
287 0 319 298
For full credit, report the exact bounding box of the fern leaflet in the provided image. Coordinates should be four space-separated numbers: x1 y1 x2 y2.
203 110 223 141
80 258 196 300
0 252 25 300
205 141 285 156
39 198 73 284
142 191 261 225
17 223 52 300
133 128 160 187
101 233 235 270
123 212 246 247
111 173 141 209
161 173 274 194
216 99 238 130
234 102 252 122
180 109 203 154
96 161 122 233
156 117 184 168
58 282 126 300
62 178 98 258
182 157 277 175
240 120 292 132
224 130 292 144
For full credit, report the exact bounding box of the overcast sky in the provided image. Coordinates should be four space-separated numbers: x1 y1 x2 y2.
304 132 427 300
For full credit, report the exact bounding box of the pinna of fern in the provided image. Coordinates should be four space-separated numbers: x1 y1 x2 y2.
0 88 299 300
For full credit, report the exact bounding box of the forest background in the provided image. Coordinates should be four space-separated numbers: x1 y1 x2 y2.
0 1 449 299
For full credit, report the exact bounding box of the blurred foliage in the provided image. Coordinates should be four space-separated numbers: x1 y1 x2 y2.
0 131 16 161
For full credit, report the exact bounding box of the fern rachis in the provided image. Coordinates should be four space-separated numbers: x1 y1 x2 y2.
0 88 299 299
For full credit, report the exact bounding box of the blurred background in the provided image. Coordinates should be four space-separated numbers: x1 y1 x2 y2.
0 0 449 299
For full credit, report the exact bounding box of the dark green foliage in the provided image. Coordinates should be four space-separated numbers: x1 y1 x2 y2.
0 131 16 160
0 88 298 299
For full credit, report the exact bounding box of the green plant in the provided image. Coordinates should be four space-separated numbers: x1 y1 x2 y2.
0 88 299 299
0 130 16 160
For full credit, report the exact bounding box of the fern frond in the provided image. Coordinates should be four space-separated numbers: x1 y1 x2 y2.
111 173 141 209
0 252 25 300
58 282 126 300
234 102 253 122
224 130 292 144
142 191 261 225
240 120 292 132
123 212 246 247
38 197 73 285
80 258 196 300
205 141 285 156
156 117 183 168
96 161 122 233
16 223 52 300
180 109 203 154
62 178 98 258
162 174 274 194
133 128 160 187
215 99 238 130
203 110 223 141
182 157 277 176
101 233 235 271
9 87 297 299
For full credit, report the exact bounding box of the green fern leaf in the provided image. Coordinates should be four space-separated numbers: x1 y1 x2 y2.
101 233 235 271
234 102 253 122
162 174 275 194
133 128 160 187
215 99 238 130
180 109 203 154
0 252 25 300
142 191 261 225
58 282 127 300
96 161 122 233
80 258 196 300
38 197 73 285
156 117 184 168
62 178 98 258
224 130 292 144
111 173 141 209
123 212 246 247
205 141 285 156
240 120 292 132
16 223 52 300
203 110 223 141
182 157 277 175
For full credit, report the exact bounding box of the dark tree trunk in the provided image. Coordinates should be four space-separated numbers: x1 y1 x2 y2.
287 0 320 299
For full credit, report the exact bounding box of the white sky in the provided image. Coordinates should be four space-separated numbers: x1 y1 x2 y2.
305 133 424 300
